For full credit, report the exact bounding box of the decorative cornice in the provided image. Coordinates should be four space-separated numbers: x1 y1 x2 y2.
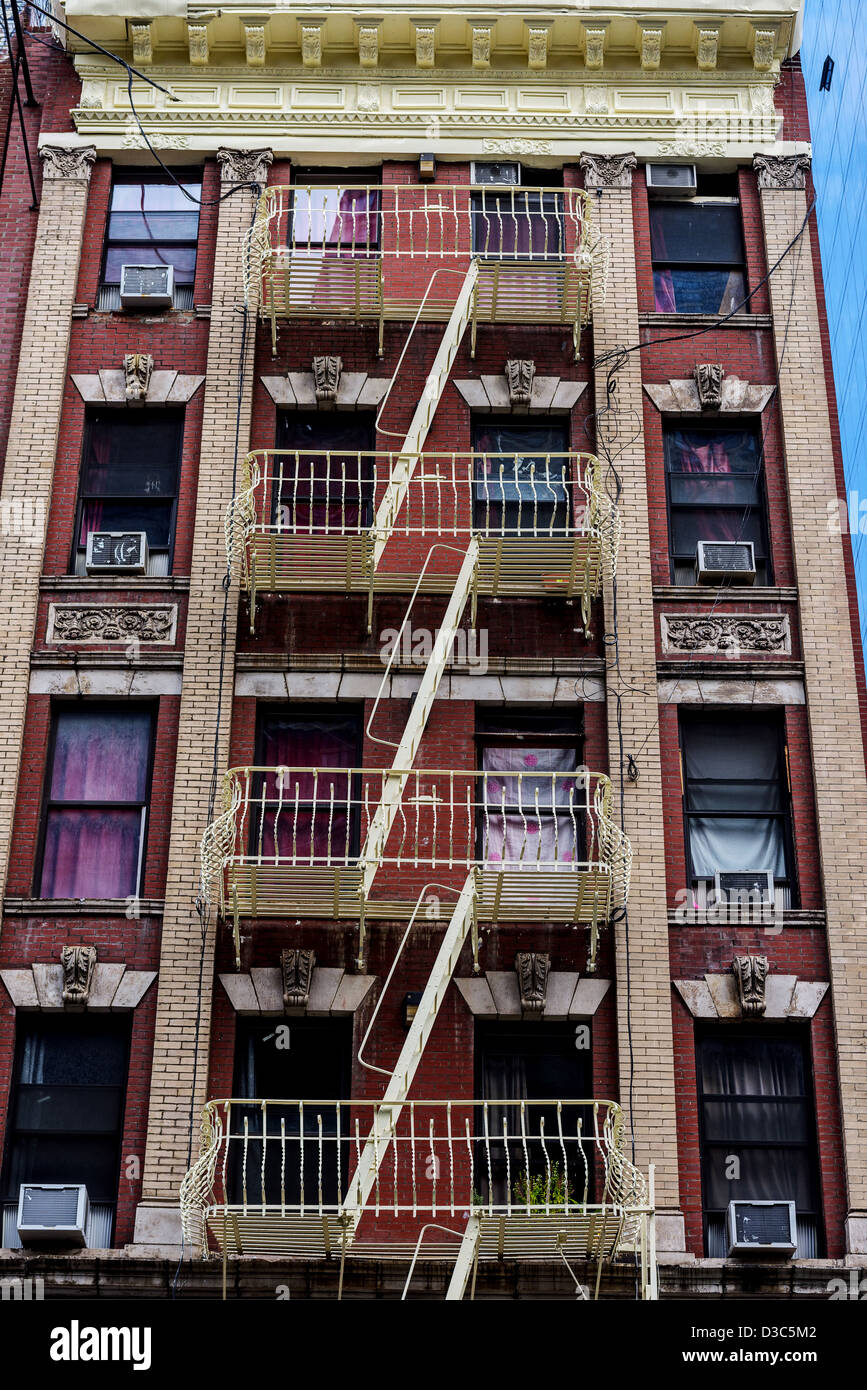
675 973 828 1021
643 374 775 415
454 376 587 414
39 144 96 181
71 370 205 407
216 146 273 186
47 603 178 646
456 972 611 1019
219 967 376 1016
660 614 791 657
754 152 811 190
1 960 156 1011
261 371 389 410
579 151 637 188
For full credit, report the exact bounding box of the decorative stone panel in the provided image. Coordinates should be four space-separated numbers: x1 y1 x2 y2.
1 961 156 1012
39 145 97 181
454 376 586 414
71 371 205 407
753 152 811 190
261 372 388 410
220 968 376 1016
47 604 178 646
644 374 775 415
456 972 610 1020
675 974 828 1021
216 147 273 186
660 614 791 656
579 152 636 189
61 945 97 1008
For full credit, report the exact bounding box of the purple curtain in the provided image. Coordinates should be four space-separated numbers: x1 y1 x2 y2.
257 718 355 863
653 270 677 312
40 710 151 899
292 188 379 251
670 434 743 542
78 425 113 544
276 453 368 533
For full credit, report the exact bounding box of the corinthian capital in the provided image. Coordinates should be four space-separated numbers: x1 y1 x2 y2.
579 152 637 189
753 153 811 190
39 144 97 181
217 147 273 187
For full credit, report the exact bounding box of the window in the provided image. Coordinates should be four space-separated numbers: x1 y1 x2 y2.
664 423 770 585
99 171 201 311
253 708 361 864
472 420 570 536
229 1018 351 1208
475 711 584 867
274 413 375 533
38 705 154 900
73 410 183 576
650 172 746 314
697 1030 822 1257
289 168 381 255
680 712 795 906
475 1023 591 1205
0 1016 130 1248
471 165 563 261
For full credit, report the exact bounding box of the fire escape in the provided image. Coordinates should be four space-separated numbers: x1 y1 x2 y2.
188 181 654 1298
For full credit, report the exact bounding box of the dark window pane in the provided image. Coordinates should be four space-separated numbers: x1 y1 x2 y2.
654 267 745 315
259 716 358 770
49 709 151 802
669 475 760 507
107 211 200 242
291 188 380 249
683 721 781 782
702 1099 810 1144
650 202 743 263
699 1037 806 1096
14 1086 123 1133
670 508 764 555
82 453 178 498
79 499 173 549
104 244 197 284
687 781 782 813
471 190 563 259
17 1028 128 1086
666 429 760 474
703 1145 814 1209
40 808 143 899
4 1136 121 1203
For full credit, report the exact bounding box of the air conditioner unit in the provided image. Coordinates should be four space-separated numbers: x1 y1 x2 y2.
85 531 148 574
696 540 756 585
17 1184 89 1246
119 263 174 310
646 163 698 197
714 870 775 909
472 161 521 187
726 1200 797 1256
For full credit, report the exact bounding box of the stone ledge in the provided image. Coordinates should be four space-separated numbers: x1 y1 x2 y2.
2 897 165 917
653 585 798 602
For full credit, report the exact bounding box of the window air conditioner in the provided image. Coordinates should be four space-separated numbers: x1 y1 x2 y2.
472 161 521 186
726 1200 797 1256
17 1184 89 1246
714 870 775 910
646 163 698 197
85 531 148 574
696 540 756 585
119 263 174 310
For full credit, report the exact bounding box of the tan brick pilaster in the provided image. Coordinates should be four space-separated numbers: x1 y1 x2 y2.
0 144 95 917
133 148 272 1247
580 153 685 1252
755 152 867 1255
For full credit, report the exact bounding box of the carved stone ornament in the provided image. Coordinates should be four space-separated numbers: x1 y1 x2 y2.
515 952 551 1013
752 27 777 72
694 363 724 410
188 24 209 65
281 949 316 1010
358 25 380 68
217 147 273 187
753 153 811 191
414 25 436 68
123 353 154 403
696 26 720 71
62 945 97 1009
312 355 342 402
301 25 322 67
579 152 637 190
661 614 790 656
48 604 177 644
505 359 535 406
39 145 96 181
732 954 769 1017
583 26 607 69
245 26 266 66
472 26 492 69
640 26 664 71
527 27 548 70
131 24 152 66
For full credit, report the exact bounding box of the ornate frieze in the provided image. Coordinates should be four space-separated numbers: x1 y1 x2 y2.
47 604 178 645
505 359 535 406
61 945 97 1009
579 152 637 189
732 955 769 1017
217 147 273 186
312 355 342 403
515 952 551 1013
281 949 316 1011
660 614 791 656
754 153 811 190
39 145 96 181
694 363 724 410
123 353 154 403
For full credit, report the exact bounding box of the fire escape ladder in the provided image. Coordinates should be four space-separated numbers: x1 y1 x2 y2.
339 872 477 1236
371 261 479 572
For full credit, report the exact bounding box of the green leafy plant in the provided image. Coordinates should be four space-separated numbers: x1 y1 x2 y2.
512 1163 569 1209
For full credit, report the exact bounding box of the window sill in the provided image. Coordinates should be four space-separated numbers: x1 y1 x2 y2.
668 907 823 929
653 585 798 602
2 897 165 917
639 312 773 330
40 576 190 591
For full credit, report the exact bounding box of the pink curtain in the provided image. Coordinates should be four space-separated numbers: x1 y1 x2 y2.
482 747 582 866
672 436 743 542
78 425 113 544
41 710 151 899
257 718 356 864
653 270 677 312
277 453 368 533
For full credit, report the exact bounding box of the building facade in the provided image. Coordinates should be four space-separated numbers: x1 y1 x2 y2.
0 1 864 1300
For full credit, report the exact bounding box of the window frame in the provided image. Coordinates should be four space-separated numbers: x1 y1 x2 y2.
648 179 747 315
663 419 772 585
474 709 585 862
252 704 364 862
71 408 184 577
99 167 203 305
0 1013 132 1243
677 709 798 905
695 1024 824 1257
471 417 571 536
288 166 383 256
35 701 157 901
273 411 376 531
